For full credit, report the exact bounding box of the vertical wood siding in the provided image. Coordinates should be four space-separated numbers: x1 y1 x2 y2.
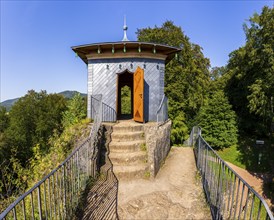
87 58 165 121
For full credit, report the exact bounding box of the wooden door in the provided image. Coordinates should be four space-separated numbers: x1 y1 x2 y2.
134 66 144 122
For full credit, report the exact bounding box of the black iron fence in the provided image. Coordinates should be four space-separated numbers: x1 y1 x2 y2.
91 95 116 122
188 126 274 220
0 95 104 220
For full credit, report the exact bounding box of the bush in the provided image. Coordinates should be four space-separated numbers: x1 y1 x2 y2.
62 93 86 127
195 90 238 149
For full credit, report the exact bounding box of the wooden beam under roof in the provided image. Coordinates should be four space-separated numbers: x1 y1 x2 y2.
72 41 181 64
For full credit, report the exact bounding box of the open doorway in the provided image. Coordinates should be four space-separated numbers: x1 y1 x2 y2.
121 86 132 114
117 70 133 119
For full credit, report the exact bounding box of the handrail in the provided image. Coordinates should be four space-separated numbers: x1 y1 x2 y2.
0 94 103 219
189 126 274 220
0 138 90 218
156 94 168 123
91 95 116 122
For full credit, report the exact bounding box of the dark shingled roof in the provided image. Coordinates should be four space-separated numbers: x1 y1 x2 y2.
71 41 181 64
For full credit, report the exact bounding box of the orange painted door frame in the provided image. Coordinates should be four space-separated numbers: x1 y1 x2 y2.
133 66 144 122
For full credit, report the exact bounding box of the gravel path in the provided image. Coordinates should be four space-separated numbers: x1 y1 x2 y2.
118 147 211 219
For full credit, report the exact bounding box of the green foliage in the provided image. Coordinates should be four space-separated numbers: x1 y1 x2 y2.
195 90 238 149
225 6 274 136
4 90 66 164
0 90 68 212
29 119 90 183
0 156 29 211
62 93 86 127
0 107 9 164
0 119 90 213
121 86 131 114
210 66 226 81
170 113 189 145
137 21 210 144
0 107 9 132
234 135 273 172
217 145 245 169
247 79 268 117
140 143 147 151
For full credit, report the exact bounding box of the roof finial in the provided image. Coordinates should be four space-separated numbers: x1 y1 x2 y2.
122 15 129 41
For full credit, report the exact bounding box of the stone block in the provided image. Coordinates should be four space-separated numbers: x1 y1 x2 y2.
143 120 172 177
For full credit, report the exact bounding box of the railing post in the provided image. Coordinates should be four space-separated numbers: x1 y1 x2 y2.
197 136 201 170
62 165 66 219
43 182 47 220
216 161 224 219
48 178 52 220
22 198 26 220
156 95 168 124
12 207 16 220
37 186 43 219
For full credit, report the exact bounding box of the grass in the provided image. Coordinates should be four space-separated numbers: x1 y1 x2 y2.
144 170 150 179
217 144 246 169
203 135 274 217
217 134 273 173
140 143 147 151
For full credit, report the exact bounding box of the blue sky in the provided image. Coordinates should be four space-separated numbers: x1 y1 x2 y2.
0 1 273 102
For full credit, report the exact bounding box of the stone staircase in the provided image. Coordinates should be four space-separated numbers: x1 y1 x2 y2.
109 121 148 180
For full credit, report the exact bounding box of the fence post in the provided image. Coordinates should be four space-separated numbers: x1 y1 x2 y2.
37 186 43 219
197 136 201 170
62 165 66 219
190 127 194 146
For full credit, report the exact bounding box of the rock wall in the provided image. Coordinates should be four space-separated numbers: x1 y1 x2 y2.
144 120 172 177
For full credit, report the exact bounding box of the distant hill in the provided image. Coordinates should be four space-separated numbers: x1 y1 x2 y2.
58 90 86 99
0 98 20 111
0 91 87 111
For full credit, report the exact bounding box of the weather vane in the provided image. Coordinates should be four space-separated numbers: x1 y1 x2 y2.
122 15 129 41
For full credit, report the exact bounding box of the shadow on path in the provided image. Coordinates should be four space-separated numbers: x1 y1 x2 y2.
75 125 119 220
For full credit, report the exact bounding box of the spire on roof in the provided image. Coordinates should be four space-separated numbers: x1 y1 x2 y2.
122 15 129 41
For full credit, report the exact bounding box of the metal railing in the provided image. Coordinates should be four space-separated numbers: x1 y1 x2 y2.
0 95 103 220
80 148 119 219
188 126 274 220
157 95 168 124
102 102 116 122
91 95 116 122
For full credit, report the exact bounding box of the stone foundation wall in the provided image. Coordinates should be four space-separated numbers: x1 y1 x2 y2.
144 120 172 177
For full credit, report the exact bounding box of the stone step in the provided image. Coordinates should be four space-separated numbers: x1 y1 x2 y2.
109 140 146 152
111 131 145 142
109 151 147 165
113 123 143 132
113 164 149 180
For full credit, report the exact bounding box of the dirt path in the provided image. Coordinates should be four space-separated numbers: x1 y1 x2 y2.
118 147 211 219
225 162 263 193
225 161 273 211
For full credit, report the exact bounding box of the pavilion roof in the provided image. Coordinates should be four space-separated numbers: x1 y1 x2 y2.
71 41 181 64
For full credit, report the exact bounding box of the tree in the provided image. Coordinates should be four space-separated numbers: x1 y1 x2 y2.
62 93 86 128
137 21 211 144
195 90 238 149
5 90 66 165
121 86 131 114
210 66 226 81
0 107 10 173
225 6 274 136
0 107 9 133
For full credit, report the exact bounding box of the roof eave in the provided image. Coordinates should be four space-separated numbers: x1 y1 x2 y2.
72 41 181 65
